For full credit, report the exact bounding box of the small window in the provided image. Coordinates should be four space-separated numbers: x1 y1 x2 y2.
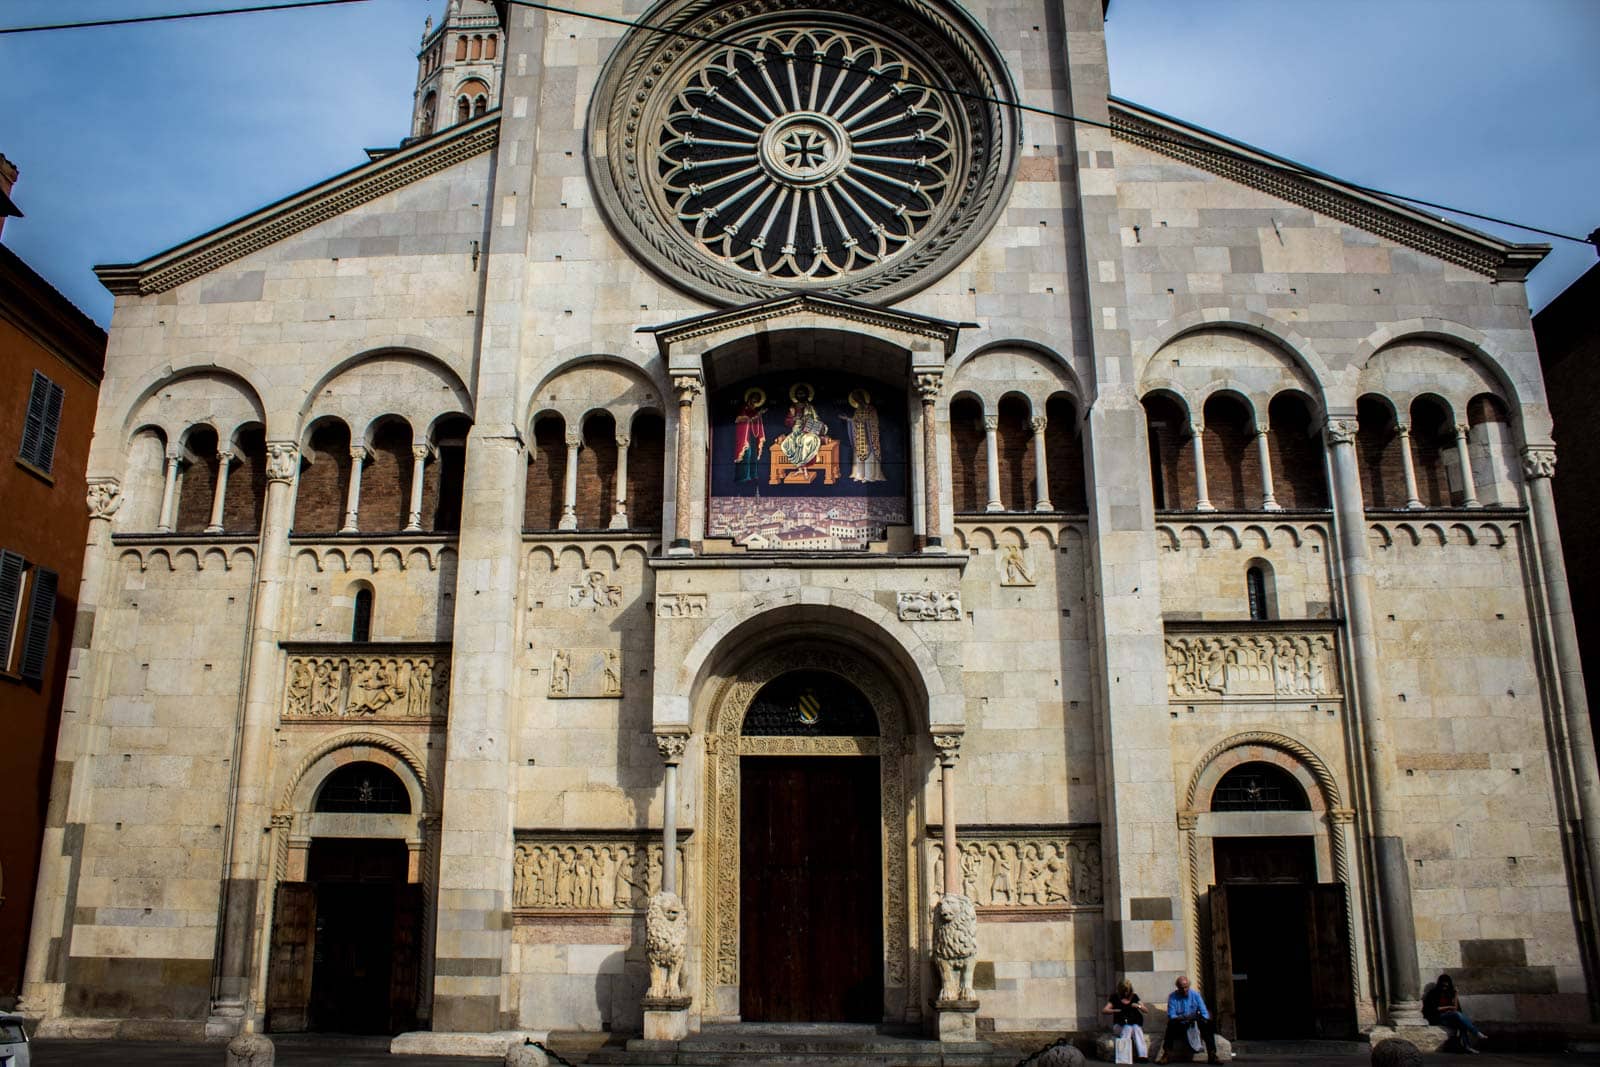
485 34 497 60
473 95 488 117
455 34 468 61
314 761 411 814
1211 762 1310 812
0 550 25 671
1247 566 1269 621
352 587 373 642
457 96 471 123
19 370 65 474
0 549 56 680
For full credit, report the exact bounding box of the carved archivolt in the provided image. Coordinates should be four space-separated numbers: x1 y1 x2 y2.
702 643 917 1018
1166 630 1340 701
283 645 449 722
930 830 1103 913
512 835 689 915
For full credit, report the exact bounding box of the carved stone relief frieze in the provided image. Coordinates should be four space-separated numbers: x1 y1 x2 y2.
549 647 624 698
512 834 689 914
1165 630 1340 701
897 590 962 621
657 593 708 619
999 545 1035 587
283 645 449 721
569 570 624 609
930 830 1103 913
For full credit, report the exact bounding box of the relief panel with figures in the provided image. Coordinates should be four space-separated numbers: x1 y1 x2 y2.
512 834 690 915
283 643 450 721
1165 628 1340 702
930 830 1103 916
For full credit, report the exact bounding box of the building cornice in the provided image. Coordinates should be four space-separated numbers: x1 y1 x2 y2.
0 244 107 384
1109 98 1549 281
94 113 501 297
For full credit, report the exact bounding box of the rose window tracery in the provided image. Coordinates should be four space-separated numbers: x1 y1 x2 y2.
591 1 1019 306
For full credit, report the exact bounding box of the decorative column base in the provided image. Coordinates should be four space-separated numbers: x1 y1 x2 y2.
932 998 980 1042
1367 1024 1448 1052
640 996 694 1041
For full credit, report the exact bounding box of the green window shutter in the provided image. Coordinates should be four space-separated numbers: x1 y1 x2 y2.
19 566 58 681
19 371 64 473
0 550 23 671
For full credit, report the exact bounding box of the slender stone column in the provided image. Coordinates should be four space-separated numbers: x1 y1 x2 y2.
654 733 687 894
558 430 582 531
610 432 631 530
670 376 701 552
917 373 943 550
405 444 432 531
156 448 181 532
982 416 1002 512
211 442 301 1031
18 480 124 1018
1521 447 1600 949
1454 424 1481 508
206 449 234 533
1397 425 1423 509
1323 417 1424 1025
934 734 962 894
1190 424 1214 512
341 445 367 533
1255 428 1281 511
1030 416 1052 512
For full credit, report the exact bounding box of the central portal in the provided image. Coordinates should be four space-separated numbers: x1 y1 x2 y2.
740 756 884 1021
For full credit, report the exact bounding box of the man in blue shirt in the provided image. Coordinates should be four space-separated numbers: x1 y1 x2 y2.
1156 975 1219 1064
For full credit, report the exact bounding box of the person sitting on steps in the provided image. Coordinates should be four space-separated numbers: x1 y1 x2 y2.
1424 973 1488 1054
1155 974 1219 1065
1103 978 1150 1062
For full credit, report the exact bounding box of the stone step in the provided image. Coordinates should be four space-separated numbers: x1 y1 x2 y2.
574 1028 1024 1066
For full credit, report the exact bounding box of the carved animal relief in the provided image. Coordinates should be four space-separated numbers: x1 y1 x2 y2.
1166 630 1340 701
569 570 624 609
512 837 688 914
931 832 1104 911
897 590 963 621
283 647 449 721
656 593 708 619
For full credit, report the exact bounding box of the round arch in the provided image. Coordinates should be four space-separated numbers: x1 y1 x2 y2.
294 346 472 439
1136 310 1333 410
945 337 1088 403
281 730 433 814
114 357 271 441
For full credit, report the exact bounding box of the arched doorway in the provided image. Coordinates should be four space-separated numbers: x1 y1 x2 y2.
701 643 919 1024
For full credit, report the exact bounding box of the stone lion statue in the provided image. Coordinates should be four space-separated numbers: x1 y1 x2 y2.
645 890 688 998
931 892 977 1001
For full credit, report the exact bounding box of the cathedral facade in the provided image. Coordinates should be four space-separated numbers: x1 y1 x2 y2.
19 0 1597 1045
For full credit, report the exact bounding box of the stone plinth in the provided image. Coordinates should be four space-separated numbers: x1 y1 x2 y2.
933 998 979 1043
641 996 693 1042
1367 1026 1447 1053
391 1031 548 1057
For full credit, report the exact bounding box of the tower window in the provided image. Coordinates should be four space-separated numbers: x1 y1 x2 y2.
457 96 471 123
486 34 497 60
474 95 488 117
471 34 483 60
1247 566 1268 621
456 35 468 61
352 587 373 642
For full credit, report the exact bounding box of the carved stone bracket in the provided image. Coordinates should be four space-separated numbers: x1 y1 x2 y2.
915 372 943 401
86 479 123 519
655 733 689 765
1520 446 1556 481
929 827 1104 912
282 643 450 722
673 376 703 405
1166 628 1340 702
512 832 691 914
266 442 300 483
1323 418 1359 447
897 590 962 621
657 593 707 619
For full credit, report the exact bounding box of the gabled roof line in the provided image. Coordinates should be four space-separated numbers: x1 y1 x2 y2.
1108 97 1548 281
95 112 501 297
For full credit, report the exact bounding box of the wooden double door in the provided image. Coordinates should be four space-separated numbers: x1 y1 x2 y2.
1208 836 1354 1040
265 838 423 1034
739 756 884 1022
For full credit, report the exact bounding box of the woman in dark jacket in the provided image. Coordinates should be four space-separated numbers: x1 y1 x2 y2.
1103 979 1149 1062
1423 973 1488 1053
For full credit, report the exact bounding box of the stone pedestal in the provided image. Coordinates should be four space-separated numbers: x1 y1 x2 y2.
1367 1025 1448 1053
641 996 693 1042
933 998 979 1042
225 1034 274 1067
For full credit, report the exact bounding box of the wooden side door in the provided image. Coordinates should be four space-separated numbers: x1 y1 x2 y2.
1307 883 1356 1038
265 882 316 1032
1209 886 1237 1040
388 882 424 1034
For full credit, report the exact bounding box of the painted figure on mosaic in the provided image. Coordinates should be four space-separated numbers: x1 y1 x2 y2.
844 388 886 482
733 387 768 482
778 381 829 471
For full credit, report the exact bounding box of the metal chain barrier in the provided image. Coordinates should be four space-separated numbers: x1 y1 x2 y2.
527 1038 581 1067
1013 1035 1077 1066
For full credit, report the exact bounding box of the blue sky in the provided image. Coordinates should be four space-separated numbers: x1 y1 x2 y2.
2 0 1595 325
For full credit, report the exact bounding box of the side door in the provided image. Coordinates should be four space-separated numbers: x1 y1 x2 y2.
265 882 316 1032
1208 886 1237 1040
388 882 425 1034
1308 883 1356 1038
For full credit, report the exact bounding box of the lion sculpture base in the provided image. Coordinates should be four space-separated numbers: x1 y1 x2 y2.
931 891 978 1003
645 890 689 1000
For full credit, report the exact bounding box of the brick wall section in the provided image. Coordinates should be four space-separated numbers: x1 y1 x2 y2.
420 414 471 532
294 421 351 533
221 426 267 532
1045 395 1086 512
359 420 413 532
174 426 220 532
625 412 665 533
576 413 617 530
1267 395 1327 510
1468 394 1508 427
524 417 564 531
1409 398 1454 507
995 395 1033 511
1144 394 1195 510
1202 394 1258 512
950 396 984 513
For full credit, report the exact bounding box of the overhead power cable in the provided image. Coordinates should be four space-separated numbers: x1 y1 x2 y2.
506 0 1594 249
0 0 368 36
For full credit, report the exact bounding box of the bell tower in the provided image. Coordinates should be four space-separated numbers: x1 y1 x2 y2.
411 0 504 139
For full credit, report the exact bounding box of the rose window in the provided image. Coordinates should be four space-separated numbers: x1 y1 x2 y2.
591 1 1019 306
656 28 956 284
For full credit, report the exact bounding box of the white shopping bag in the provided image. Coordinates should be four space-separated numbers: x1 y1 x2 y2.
1114 1029 1133 1064
1186 1022 1205 1053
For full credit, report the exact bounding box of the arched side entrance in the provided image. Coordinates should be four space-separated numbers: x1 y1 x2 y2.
1179 732 1362 1039
701 642 921 1023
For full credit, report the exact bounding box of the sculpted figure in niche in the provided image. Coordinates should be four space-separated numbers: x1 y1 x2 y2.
1017 844 1046 905
932 892 978 1002
408 659 432 717
602 650 622 696
556 846 575 906
550 650 571 696
989 844 1015 904
645 891 689 998
961 843 983 901
429 663 449 715
1043 843 1072 904
513 846 530 904
1001 544 1034 586
287 660 313 716
844 388 886 483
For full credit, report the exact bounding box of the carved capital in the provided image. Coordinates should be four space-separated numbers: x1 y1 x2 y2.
1454 423 1471 440
981 416 999 432
349 445 369 462
1328 807 1356 825
655 732 689 765
1176 810 1200 831
1521 447 1556 481
1253 425 1270 440
673 375 703 405
615 433 632 449
1029 416 1048 434
915 372 943 402
1322 418 1359 447
164 447 182 464
266 442 300 483
86 479 123 520
270 812 294 830
411 444 434 462
217 448 235 463
932 732 963 766
565 431 583 449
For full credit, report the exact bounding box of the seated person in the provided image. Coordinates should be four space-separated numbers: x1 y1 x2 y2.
1156 975 1219 1065
1102 979 1149 1062
1423 973 1488 1054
